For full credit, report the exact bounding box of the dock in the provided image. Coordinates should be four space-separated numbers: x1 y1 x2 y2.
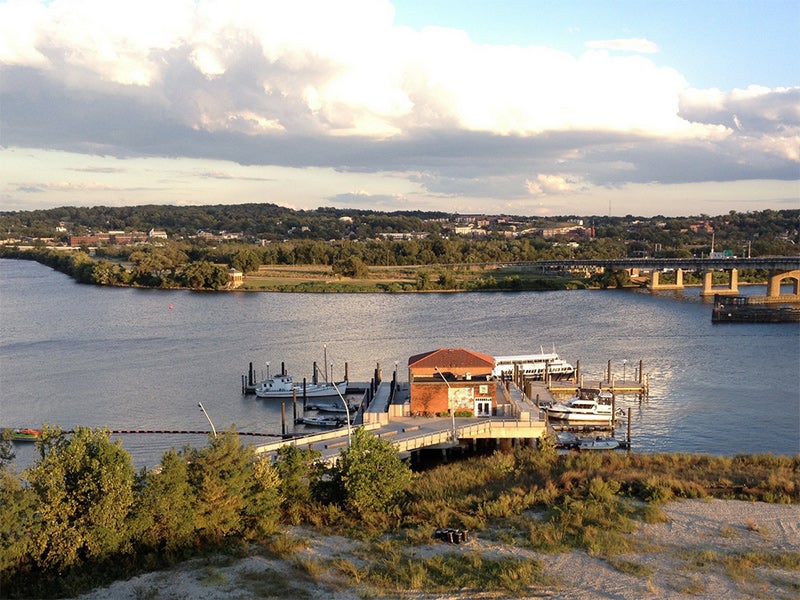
254 378 636 464
712 295 800 323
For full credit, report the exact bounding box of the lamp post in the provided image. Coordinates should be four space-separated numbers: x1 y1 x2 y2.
434 366 458 443
197 402 217 438
622 359 627 383
331 372 352 448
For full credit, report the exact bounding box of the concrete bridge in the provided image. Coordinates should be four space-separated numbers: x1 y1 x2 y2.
531 257 800 300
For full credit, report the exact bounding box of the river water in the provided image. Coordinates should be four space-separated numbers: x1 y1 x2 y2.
1 258 798 469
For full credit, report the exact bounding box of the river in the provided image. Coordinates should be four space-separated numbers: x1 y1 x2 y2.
1 258 798 469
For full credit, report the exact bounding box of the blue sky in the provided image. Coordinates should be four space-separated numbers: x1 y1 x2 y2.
1 0 798 217
394 0 800 89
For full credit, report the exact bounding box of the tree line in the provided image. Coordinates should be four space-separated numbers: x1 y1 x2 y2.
1 205 798 257
0 426 411 598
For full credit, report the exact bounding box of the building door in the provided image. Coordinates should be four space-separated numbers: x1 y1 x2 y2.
474 399 492 417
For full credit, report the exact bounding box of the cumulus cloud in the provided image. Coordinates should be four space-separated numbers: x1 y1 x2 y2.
526 174 579 195
0 0 797 212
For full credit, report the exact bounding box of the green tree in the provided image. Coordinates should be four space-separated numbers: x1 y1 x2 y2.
0 433 35 577
0 428 14 468
275 445 322 524
180 260 229 289
332 256 369 278
186 431 281 543
330 428 413 514
26 426 136 571
131 449 196 555
230 248 261 274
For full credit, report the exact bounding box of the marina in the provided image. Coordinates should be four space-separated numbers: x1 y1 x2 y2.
232 350 643 464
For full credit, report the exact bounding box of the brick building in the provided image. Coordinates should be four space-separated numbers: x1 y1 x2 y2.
407 348 496 417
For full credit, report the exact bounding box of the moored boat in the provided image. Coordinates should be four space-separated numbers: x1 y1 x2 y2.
309 402 356 414
299 415 345 427
492 349 575 380
578 436 620 450
254 372 347 399
11 428 41 442
545 395 613 423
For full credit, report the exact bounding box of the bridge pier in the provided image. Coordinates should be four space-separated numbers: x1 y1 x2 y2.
648 268 684 291
700 268 739 296
767 269 800 298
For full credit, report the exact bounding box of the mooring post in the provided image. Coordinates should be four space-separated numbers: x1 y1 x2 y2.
639 360 643 384
303 378 307 409
607 359 612 384
312 362 318 385
293 388 297 422
249 362 254 386
281 361 285 376
575 359 580 383
611 393 616 423
281 402 286 437
345 361 349 381
627 407 632 446
376 362 382 384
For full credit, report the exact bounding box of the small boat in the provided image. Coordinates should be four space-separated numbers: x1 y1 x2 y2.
578 436 620 450
11 428 41 442
254 372 347 400
299 415 344 427
554 431 579 449
309 403 355 414
546 395 614 423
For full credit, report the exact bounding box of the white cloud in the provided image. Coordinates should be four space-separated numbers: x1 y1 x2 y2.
526 174 579 195
584 38 660 54
0 0 724 140
0 1 796 216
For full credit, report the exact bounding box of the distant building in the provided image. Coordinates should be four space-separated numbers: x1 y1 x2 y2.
227 268 244 288
379 232 430 240
148 229 168 240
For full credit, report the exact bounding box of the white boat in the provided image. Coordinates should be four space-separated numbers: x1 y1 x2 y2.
493 349 575 380
545 395 614 423
309 402 355 414
300 415 344 427
254 372 347 399
578 436 620 450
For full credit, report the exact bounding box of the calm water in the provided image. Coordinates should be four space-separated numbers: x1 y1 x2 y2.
1 258 798 469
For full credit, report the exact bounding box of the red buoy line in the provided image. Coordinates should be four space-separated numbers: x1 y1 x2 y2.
106 430 282 437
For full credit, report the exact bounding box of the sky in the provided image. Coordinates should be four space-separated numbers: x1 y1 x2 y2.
0 0 798 217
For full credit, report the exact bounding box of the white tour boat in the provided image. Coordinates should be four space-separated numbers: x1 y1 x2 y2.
492 349 575 380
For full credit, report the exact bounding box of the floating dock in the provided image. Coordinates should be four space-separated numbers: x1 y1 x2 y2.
712 295 800 323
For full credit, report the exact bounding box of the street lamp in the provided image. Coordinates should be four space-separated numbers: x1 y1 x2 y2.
331 373 352 448
622 359 627 383
434 366 458 443
197 402 217 438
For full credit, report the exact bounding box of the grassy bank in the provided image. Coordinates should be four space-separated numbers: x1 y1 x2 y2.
239 263 586 292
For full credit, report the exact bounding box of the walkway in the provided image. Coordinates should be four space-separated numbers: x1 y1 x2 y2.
255 380 547 464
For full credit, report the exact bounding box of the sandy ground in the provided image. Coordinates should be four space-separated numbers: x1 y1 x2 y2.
75 499 800 600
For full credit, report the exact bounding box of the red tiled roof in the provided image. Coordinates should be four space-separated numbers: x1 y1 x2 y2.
407 348 494 368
